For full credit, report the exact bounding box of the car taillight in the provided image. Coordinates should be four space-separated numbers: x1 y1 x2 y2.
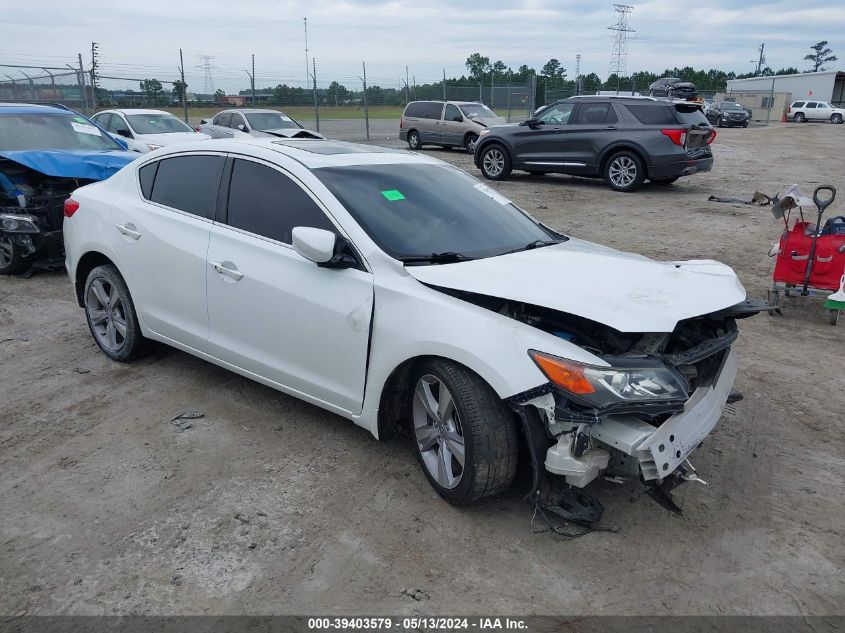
63 198 79 218
399 117 404 129
660 128 687 146
706 129 718 145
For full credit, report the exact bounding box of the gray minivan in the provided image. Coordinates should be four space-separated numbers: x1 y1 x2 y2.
399 101 505 152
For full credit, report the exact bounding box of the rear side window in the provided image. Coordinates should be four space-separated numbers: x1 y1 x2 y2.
404 102 443 119
225 159 335 244
625 105 677 125
149 155 225 219
806 102 817 108
215 113 232 127
138 162 158 199
572 103 617 124
792 101 805 108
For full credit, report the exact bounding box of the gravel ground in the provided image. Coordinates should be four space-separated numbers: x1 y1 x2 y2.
0 121 843 617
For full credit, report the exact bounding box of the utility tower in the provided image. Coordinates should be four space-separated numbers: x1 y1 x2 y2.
575 53 581 95
753 43 766 76
198 55 215 95
304 18 310 87
608 4 634 88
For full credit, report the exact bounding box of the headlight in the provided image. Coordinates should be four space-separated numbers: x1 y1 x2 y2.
0 213 39 233
147 143 163 151
529 350 688 409
478 129 491 137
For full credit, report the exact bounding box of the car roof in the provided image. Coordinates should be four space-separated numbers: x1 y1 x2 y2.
142 137 444 170
407 100 483 106
569 95 656 101
219 108 289 115
97 108 175 115
0 102 78 115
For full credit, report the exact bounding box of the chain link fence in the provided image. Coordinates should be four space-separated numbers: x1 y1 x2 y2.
0 63 90 110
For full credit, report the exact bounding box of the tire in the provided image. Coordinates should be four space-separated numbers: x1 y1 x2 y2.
0 234 35 275
832 114 843 124
716 116 723 128
604 151 645 193
464 132 478 154
478 144 512 181
793 112 806 123
409 359 519 505
84 264 145 362
407 130 422 150
742 122 749 128
652 177 679 185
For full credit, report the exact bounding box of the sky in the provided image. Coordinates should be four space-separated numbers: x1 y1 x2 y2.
2 0 843 93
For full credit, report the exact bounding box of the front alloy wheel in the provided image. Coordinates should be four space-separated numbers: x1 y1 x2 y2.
479 144 511 181
832 113 843 124
409 359 518 505
0 234 35 275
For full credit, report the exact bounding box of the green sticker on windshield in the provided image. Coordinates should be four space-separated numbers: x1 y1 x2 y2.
73 116 86 123
381 189 405 201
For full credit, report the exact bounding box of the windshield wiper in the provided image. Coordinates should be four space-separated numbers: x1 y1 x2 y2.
398 251 475 265
498 239 563 256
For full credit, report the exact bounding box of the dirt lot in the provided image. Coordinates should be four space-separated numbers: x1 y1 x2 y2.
1 122 843 617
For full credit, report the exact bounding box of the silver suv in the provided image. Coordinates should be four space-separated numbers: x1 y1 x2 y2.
399 101 504 153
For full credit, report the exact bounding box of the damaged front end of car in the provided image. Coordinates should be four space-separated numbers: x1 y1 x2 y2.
476 292 762 516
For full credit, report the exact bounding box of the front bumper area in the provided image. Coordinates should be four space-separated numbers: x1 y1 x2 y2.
590 348 737 481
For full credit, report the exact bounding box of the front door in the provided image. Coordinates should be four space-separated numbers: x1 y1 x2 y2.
205 157 374 414
439 103 465 147
513 101 576 169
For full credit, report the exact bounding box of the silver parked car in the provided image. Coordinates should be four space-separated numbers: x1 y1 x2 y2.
399 101 505 153
198 108 324 139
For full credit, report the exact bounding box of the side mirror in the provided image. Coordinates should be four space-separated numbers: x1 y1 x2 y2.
237 124 247 132
200 119 209 125
292 227 336 264
521 117 542 128
116 128 132 138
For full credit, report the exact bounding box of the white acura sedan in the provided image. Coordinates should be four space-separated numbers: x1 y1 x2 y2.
63 138 757 508
91 109 211 153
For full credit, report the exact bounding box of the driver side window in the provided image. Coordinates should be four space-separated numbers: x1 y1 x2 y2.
444 104 461 122
537 103 574 125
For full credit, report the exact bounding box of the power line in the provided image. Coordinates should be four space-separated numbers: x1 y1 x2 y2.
197 55 215 94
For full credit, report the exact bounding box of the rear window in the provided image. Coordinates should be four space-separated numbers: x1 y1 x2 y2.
138 162 158 199
624 105 677 125
792 102 806 108
674 106 710 127
404 102 443 119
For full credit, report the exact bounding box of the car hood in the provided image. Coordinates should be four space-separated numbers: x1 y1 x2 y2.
406 238 746 333
141 132 211 145
0 149 137 180
253 128 325 139
469 116 507 127
672 82 696 89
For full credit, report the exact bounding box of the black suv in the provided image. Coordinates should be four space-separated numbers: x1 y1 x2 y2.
473 96 715 192
648 77 697 100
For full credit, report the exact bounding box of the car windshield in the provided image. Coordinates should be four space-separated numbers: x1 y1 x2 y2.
721 102 743 111
313 163 562 262
245 113 300 130
0 113 123 151
459 104 497 119
126 113 193 134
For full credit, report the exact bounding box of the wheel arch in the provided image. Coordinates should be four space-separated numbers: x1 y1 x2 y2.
74 251 119 307
473 138 509 168
599 143 648 176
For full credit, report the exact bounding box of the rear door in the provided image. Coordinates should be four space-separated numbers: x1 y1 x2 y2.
205 156 374 413
512 101 576 168
110 153 226 350
805 102 821 120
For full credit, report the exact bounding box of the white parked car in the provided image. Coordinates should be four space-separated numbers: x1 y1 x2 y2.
91 109 211 153
63 138 758 510
788 100 845 124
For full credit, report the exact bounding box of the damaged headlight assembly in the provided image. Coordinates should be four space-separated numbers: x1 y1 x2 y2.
528 350 689 411
0 213 40 233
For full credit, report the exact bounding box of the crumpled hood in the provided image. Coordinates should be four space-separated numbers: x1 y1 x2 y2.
470 116 507 127
254 128 324 139
0 150 137 180
407 238 746 333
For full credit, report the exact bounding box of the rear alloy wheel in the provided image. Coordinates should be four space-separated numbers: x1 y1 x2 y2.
464 133 479 154
407 130 422 150
605 151 645 193
479 144 512 181
410 359 518 505
793 112 806 123
84 264 145 362
832 113 843 124
0 235 35 275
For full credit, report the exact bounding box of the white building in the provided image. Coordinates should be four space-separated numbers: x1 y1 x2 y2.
726 70 845 106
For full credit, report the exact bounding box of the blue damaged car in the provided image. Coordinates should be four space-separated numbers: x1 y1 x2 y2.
0 103 137 274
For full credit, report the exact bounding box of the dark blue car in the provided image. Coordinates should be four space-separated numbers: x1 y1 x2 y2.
0 104 137 274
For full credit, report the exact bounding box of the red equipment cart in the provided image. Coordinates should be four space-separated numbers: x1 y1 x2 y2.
768 185 845 325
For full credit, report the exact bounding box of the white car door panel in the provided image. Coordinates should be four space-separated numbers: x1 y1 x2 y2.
110 154 225 350
205 157 374 413
206 227 373 413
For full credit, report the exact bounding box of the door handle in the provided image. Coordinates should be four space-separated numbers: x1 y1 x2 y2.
209 260 244 281
604 126 617 130
116 223 141 240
